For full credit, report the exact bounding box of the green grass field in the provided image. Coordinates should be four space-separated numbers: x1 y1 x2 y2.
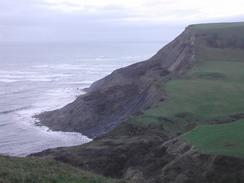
184 120 244 158
0 156 118 183
132 59 244 127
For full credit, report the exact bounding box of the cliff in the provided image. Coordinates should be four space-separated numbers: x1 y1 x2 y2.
37 27 196 138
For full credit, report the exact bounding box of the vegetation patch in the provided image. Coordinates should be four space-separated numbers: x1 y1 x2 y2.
189 71 226 80
184 120 244 158
0 156 118 183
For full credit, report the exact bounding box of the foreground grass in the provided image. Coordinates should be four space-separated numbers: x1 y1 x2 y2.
0 156 118 183
184 120 244 158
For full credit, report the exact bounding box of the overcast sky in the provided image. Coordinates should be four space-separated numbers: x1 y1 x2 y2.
1 0 244 43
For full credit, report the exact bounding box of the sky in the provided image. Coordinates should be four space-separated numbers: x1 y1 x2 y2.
1 0 244 43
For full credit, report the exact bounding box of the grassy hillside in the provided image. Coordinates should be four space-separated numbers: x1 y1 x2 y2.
131 55 244 136
134 59 244 122
130 22 244 156
0 156 118 183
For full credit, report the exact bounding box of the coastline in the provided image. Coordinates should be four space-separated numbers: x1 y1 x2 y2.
0 73 93 157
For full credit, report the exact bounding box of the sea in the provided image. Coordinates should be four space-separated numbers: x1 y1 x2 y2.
0 41 164 157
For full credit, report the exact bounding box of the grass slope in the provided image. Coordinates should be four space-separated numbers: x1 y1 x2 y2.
0 156 118 183
130 22 244 156
142 60 244 120
184 120 244 158
131 59 244 137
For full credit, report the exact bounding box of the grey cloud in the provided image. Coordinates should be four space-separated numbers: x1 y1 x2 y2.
0 0 243 43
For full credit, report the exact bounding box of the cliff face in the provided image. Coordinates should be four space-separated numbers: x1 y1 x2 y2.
37 27 196 138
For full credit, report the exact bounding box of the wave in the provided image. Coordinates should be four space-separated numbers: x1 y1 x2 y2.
32 64 86 70
0 106 32 115
67 81 94 85
0 71 37 75
0 75 26 79
0 88 30 96
0 79 18 83
30 56 143 71
0 72 73 83
31 65 49 69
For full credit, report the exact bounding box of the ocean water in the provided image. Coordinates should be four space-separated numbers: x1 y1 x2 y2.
0 41 164 157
